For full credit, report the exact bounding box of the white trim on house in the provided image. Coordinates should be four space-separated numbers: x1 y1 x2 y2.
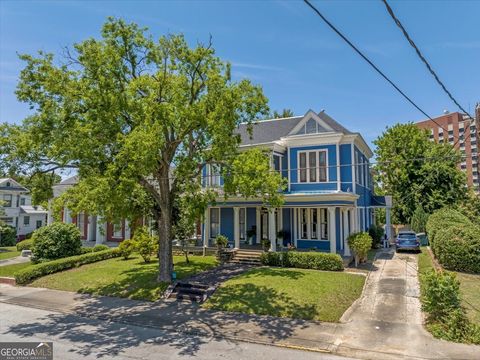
287 110 334 136
297 149 329 183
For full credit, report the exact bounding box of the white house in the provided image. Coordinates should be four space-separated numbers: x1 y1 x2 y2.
0 178 48 240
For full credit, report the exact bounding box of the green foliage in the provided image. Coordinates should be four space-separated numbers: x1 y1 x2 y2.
31 223 82 261
80 247 93 254
458 190 480 226
410 204 428 233
260 251 343 271
16 239 33 251
261 239 271 251
426 208 470 250
118 239 136 260
0 225 17 246
347 232 372 265
215 235 229 248
3 17 277 282
368 224 384 248
14 249 120 285
374 123 466 223
92 244 110 252
133 226 156 263
271 108 294 119
421 270 480 344
223 148 286 208
433 225 480 274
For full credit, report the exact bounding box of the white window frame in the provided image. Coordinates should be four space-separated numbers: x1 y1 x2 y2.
23 216 30 226
206 164 221 187
2 194 12 207
296 208 329 241
210 207 220 239
297 150 328 183
78 214 86 237
112 222 122 238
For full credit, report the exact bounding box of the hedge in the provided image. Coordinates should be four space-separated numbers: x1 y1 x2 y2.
14 248 120 285
433 225 480 274
32 222 82 260
426 208 470 248
260 251 343 271
0 225 17 246
16 239 33 251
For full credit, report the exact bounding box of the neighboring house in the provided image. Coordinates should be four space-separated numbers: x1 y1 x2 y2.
48 176 133 244
0 178 48 240
416 104 480 194
201 109 392 255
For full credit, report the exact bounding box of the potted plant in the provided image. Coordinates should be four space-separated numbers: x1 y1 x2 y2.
276 230 289 248
215 235 228 250
246 229 256 245
261 238 271 252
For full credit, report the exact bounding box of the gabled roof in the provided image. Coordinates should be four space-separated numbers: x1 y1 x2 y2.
0 178 29 192
235 110 352 146
56 175 79 186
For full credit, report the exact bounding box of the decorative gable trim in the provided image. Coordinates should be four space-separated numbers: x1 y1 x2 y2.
287 110 334 136
0 178 28 192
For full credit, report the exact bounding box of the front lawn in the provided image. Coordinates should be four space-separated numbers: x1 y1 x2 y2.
203 267 365 322
0 262 32 277
30 255 217 301
0 247 20 261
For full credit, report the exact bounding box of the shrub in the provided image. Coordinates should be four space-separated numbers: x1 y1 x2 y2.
0 225 17 246
215 235 229 248
261 239 271 251
433 225 480 273
426 208 470 249
260 252 282 267
80 247 93 254
133 227 156 263
368 224 384 249
347 232 372 266
118 239 136 260
16 239 34 251
421 270 461 321
260 251 343 271
14 249 120 285
31 223 82 261
420 270 480 344
92 244 110 252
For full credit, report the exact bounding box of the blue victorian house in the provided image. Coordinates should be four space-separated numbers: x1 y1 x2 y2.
201 109 391 256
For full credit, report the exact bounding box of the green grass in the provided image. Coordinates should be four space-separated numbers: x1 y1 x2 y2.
456 272 480 325
367 249 377 261
418 247 434 275
0 246 20 260
0 262 32 277
203 267 365 322
30 255 217 301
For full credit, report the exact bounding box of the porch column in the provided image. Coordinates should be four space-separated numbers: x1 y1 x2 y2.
293 208 297 247
86 216 93 241
95 217 106 245
343 209 351 256
386 207 392 241
124 220 131 240
256 207 261 243
328 207 337 254
233 206 240 249
203 208 210 248
268 208 276 251
349 208 356 234
64 208 70 223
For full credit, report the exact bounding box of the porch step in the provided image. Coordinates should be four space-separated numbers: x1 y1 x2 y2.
167 281 213 303
229 250 263 266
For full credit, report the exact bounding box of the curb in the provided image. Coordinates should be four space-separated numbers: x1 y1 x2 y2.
0 277 16 285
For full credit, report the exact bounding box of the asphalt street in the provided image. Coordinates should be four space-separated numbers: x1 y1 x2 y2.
0 302 354 360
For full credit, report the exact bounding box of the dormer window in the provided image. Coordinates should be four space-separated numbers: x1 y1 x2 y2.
6 182 10 187
294 117 327 135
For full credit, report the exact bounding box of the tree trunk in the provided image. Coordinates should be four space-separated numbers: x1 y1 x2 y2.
156 172 174 283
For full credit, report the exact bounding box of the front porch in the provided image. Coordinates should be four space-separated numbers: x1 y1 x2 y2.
202 204 373 256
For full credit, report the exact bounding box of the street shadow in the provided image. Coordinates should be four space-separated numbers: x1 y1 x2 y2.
5 289 314 358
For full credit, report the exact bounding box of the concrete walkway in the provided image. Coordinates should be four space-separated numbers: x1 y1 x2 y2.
0 255 31 267
0 249 479 359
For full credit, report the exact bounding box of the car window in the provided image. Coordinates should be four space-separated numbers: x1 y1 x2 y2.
398 233 416 238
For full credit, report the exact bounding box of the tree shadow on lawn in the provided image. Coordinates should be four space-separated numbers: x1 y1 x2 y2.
77 257 216 302
240 267 307 280
5 287 314 357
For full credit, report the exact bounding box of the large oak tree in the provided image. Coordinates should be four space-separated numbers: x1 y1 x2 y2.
1 18 284 282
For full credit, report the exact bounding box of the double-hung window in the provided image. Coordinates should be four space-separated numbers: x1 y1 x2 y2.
2 194 12 207
206 164 221 187
297 208 328 240
78 214 85 237
113 222 122 238
298 150 327 183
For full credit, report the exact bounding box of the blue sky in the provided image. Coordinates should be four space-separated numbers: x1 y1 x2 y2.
1 0 479 147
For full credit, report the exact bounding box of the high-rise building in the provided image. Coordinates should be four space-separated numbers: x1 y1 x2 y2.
416 104 480 194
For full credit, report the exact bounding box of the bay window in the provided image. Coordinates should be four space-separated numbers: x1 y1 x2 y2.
296 208 328 240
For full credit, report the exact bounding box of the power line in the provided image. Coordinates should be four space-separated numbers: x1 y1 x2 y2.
381 0 475 130
302 0 462 146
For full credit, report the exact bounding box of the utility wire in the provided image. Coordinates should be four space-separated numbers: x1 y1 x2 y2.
381 0 475 128
302 0 465 147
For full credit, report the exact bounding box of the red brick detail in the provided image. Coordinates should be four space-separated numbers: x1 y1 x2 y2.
0 277 16 286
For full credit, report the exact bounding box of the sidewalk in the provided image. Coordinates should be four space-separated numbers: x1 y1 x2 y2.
1 250 479 360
